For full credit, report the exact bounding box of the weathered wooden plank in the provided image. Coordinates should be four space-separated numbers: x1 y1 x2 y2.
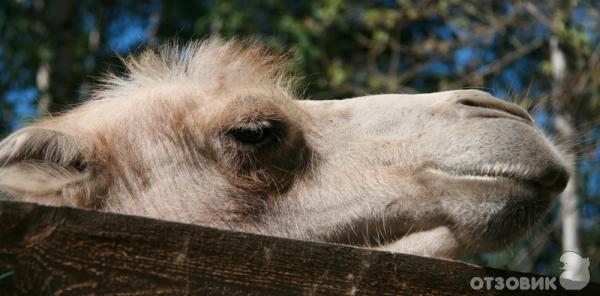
0 201 597 295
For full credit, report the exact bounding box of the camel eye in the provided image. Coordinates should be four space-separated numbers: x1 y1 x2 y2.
229 121 273 144
72 160 87 172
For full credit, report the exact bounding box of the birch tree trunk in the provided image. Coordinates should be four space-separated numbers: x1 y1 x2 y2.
550 35 580 253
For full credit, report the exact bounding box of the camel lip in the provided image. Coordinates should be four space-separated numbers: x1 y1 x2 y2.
426 164 531 180
424 165 545 191
426 164 568 193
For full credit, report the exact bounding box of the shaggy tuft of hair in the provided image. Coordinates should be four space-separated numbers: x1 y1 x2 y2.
93 38 298 101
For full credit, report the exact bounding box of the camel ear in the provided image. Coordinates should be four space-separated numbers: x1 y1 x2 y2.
0 127 92 206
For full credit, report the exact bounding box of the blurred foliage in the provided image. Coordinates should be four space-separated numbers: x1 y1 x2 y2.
0 0 598 280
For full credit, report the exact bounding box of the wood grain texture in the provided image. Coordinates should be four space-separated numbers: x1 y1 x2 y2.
0 201 597 295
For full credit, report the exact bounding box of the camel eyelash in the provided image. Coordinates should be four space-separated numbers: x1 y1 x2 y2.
227 120 276 145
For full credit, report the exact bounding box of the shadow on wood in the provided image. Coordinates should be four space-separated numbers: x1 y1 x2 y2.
0 201 597 295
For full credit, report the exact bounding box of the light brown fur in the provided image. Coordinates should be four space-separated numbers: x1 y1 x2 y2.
0 39 569 259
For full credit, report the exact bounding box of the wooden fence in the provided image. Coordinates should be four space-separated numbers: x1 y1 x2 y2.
0 201 597 295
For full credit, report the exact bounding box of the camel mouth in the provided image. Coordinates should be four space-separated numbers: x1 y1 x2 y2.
329 163 567 257
425 163 568 194
427 166 539 187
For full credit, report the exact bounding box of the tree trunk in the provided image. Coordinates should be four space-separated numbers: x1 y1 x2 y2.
550 35 580 254
33 0 78 115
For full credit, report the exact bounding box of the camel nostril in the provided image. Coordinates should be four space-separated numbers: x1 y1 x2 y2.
457 98 533 123
458 99 479 108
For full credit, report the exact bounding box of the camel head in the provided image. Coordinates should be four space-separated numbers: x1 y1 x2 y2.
0 39 569 259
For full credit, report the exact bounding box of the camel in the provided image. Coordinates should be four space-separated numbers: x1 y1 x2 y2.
0 39 569 259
